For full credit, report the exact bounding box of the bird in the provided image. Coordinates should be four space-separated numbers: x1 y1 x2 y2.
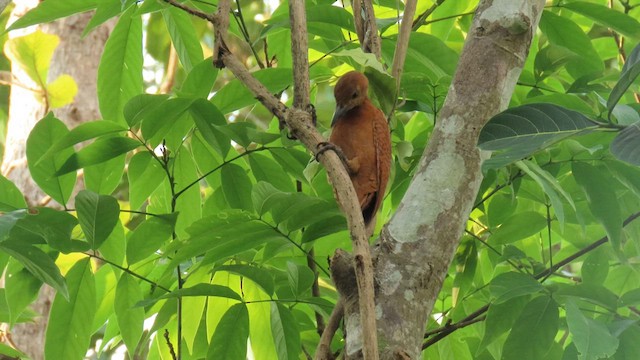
319 71 392 235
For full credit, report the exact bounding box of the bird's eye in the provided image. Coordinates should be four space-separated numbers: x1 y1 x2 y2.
351 92 358 99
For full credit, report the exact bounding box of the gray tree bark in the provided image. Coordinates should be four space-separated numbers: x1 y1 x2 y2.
335 1 546 359
1 1 113 357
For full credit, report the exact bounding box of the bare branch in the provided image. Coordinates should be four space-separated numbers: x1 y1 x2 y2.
289 0 310 109
352 0 381 60
162 1 378 357
361 0 381 59
352 0 365 46
315 299 344 360
213 0 231 67
391 0 417 84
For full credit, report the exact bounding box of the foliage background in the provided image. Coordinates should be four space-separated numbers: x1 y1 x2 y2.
1 0 640 359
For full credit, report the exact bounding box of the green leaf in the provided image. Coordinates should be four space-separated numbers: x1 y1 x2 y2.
0 342 26 358
490 272 543 304
248 153 293 192
4 30 57 85
270 303 301 360
490 211 547 245
620 288 640 307
581 249 608 285
534 44 578 81
38 121 128 163
382 33 458 83
140 97 195 141
501 296 559 360
611 122 640 166
214 265 275 296
565 300 619 360
98 6 143 123
286 262 314 297
479 103 596 169
137 284 243 308
0 209 27 242
180 57 218 98
218 122 256 148
83 0 124 35
301 215 347 243
11 207 78 253
56 136 141 175
44 258 96 360
0 241 68 299
556 284 618 311
190 99 230 157
477 296 529 354
5 260 42 326
538 10 603 76
126 214 176 265
84 155 126 195
616 325 640 360
123 94 170 127
516 160 575 229
207 303 249 360
562 2 640 40
26 113 76 205
221 163 253 210
128 151 166 209
0 176 27 211
211 68 292 113
114 274 145 356
572 162 623 252
608 43 640 113
169 211 285 266
75 190 120 250
162 6 203 72
7 0 97 31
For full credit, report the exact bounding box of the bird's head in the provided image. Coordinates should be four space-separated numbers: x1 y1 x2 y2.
332 71 369 126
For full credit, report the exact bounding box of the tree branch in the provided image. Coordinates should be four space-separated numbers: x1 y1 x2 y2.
361 0 381 59
289 0 310 109
422 210 640 349
162 0 215 22
315 299 344 360
374 1 546 357
162 0 379 357
391 0 417 82
412 0 446 31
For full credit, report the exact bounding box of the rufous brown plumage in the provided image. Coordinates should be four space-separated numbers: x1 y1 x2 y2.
328 71 391 234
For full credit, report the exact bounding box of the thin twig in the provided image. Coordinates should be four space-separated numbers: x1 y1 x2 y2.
412 0 446 31
85 253 172 293
422 210 640 349
390 0 417 117
289 0 310 109
174 146 272 198
164 329 177 360
162 0 215 22
361 0 382 59
315 299 344 360
162 1 379 357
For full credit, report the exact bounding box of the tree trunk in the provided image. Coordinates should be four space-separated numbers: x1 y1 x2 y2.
334 1 546 358
1 2 113 357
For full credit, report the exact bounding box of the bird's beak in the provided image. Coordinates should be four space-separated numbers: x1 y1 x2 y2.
331 105 346 127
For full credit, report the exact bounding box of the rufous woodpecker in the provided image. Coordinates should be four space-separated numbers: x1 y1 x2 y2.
325 71 392 235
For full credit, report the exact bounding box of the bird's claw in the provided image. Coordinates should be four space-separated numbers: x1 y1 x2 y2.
307 103 317 127
315 142 350 171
